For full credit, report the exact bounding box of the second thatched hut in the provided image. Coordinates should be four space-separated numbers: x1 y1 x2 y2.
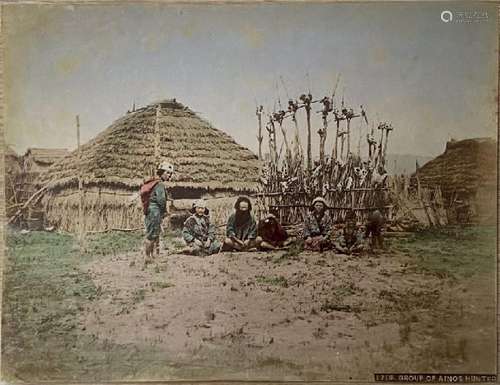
40 99 261 232
415 137 497 224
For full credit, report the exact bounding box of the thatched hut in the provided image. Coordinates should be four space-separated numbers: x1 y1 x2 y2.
7 147 70 229
23 148 70 173
39 99 261 232
415 137 497 223
5 146 21 219
5 146 21 174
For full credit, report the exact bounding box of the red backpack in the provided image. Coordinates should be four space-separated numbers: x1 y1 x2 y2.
140 178 160 215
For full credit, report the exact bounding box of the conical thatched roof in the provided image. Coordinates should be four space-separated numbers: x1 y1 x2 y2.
40 99 261 193
25 148 70 166
415 137 497 198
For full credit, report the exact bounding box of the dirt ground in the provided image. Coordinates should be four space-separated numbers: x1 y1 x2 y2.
2 228 496 383
78 241 496 381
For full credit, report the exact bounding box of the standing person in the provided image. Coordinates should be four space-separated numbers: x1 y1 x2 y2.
222 196 260 251
141 160 174 267
365 209 385 250
303 197 333 251
182 200 221 256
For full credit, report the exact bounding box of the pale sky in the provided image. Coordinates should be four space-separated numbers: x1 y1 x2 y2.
4 2 498 158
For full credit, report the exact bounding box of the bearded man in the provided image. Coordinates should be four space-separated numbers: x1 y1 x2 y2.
222 196 261 252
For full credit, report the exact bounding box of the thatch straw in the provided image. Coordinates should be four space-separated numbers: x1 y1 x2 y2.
42 190 143 233
38 99 262 232
41 187 252 233
24 148 69 166
40 100 261 192
414 137 497 224
415 137 497 199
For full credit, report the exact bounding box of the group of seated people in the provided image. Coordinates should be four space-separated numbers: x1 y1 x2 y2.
181 196 384 256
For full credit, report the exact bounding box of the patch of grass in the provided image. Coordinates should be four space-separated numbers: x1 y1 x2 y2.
3 230 100 381
1 230 167 382
319 300 356 313
399 321 411 345
168 237 186 252
273 243 302 263
3 229 271 382
83 231 144 256
131 288 146 303
255 275 289 287
164 228 182 238
388 226 496 280
335 282 357 297
151 281 175 290
256 356 303 370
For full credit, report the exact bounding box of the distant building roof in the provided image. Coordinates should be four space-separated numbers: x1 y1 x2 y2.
415 137 497 196
25 148 70 165
5 146 19 159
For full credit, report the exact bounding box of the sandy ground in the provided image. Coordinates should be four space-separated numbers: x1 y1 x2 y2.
78 245 496 381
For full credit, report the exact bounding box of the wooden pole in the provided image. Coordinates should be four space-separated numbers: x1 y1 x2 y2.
357 121 362 158
340 132 345 161
266 118 278 191
154 105 161 166
383 127 392 166
267 123 274 162
334 119 339 161
416 173 434 227
346 118 351 157
278 120 291 163
319 118 327 168
367 122 375 161
318 115 328 187
256 106 263 160
305 100 312 174
7 185 48 225
376 126 384 167
292 114 303 166
270 119 278 167
76 115 85 251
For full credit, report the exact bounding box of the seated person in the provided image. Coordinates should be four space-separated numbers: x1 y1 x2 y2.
303 197 333 252
222 196 261 251
334 210 365 254
182 200 221 256
257 213 293 250
365 210 385 250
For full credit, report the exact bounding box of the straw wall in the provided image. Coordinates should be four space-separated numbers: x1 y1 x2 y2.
42 186 143 233
43 185 256 233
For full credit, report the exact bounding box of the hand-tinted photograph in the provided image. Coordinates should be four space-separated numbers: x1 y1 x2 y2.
2 2 497 383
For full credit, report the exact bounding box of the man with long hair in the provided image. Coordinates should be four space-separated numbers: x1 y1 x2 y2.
222 196 260 251
257 213 292 251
